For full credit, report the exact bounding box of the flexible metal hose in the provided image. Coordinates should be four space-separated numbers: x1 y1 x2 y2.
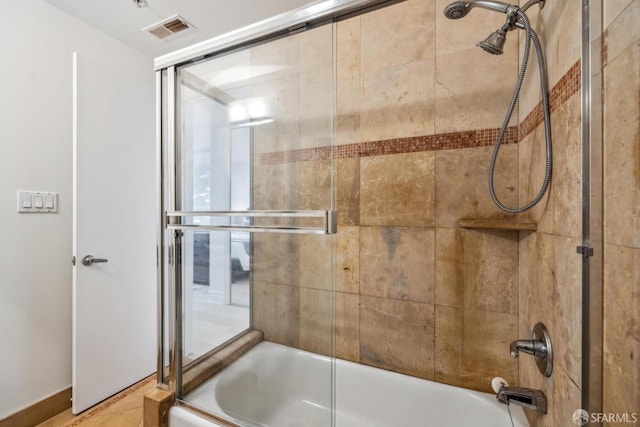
488 9 552 213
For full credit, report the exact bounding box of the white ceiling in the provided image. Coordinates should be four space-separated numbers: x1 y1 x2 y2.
43 0 317 58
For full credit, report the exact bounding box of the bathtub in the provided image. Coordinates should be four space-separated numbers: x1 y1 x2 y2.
171 341 529 427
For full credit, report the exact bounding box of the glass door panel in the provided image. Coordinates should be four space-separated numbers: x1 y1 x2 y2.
172 22 335 426
179 229 251 363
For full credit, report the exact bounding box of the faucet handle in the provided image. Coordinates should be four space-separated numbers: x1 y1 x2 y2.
510 323 553 377
510 339 547 358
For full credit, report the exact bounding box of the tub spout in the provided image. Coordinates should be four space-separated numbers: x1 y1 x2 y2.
496 385 547 414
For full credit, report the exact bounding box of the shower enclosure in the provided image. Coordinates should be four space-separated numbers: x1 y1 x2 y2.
155 1 359 423
153 0 624 426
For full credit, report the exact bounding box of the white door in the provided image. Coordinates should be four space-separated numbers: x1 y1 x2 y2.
72 52 156 414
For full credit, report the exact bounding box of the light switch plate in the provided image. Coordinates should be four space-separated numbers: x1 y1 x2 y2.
17 191 58 213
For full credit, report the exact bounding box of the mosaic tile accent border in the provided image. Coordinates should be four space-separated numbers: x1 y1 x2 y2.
518 60 582 139
260 127 519 165
260 59 582 165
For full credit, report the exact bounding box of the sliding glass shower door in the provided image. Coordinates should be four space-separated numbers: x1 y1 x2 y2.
160 22 336 425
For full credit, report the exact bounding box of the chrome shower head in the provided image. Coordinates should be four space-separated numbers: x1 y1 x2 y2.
477 28 507 55
443 1 470 19
444 1 521 55
443 1 518 19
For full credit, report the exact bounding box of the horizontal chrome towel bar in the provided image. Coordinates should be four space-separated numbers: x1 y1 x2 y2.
166 210 328 218
165 210 337 234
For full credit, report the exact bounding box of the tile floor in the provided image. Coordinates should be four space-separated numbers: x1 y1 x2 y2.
37 376 155 427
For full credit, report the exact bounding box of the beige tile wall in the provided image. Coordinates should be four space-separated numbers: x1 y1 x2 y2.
602 1 640 425
516 1 584 426
252 1 611 415
340 0 523 392
253 0 524 394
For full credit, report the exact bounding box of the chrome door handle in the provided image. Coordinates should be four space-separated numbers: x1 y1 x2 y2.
82 255 108 266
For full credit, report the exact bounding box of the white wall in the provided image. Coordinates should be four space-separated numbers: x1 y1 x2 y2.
0 1 154 419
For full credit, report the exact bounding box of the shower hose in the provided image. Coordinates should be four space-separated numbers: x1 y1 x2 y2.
488 9 552 214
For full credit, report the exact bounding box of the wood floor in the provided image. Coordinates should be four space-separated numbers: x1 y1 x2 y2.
37 376 155 427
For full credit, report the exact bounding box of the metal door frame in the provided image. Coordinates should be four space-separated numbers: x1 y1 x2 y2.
581 0 604 424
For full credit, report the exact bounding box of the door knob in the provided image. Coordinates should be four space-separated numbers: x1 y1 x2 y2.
82 255 109 266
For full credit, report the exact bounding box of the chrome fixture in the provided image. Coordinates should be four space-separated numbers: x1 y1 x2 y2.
477 25 508 55
443 0 552 213
443 1 519 20
496 383 548 413
510 322 553 377
81 255 109 266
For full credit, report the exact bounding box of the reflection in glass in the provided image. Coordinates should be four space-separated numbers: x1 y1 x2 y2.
172 23 335 426
178 66 254 362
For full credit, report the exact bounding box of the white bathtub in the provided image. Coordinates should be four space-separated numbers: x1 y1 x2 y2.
171 341 529 427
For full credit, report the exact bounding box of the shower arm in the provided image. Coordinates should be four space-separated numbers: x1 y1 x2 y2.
520 0 545 13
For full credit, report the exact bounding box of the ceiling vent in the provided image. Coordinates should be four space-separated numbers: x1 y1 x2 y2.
143 15 196 41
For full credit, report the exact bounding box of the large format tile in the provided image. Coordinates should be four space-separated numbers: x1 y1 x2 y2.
532 0 582 90
360 227 435 304
551 366 582 427
252 162 300 211
435 45 518 133
297 25 333 151
336 74 362 147
336 17 362 147
298 160 332 211
461 309 518 392
605 0 639 63
360 59 436 141
434 305 463 386
360 152 435 227
335 226 360 294
552 235 582 385
298 25 333 75
361 0 435 72
604 0 635 29
604 40 640 248
336 292 360 362
337 158 360 226
435 228 464 308
603 244 640 417
359 295 435 379
299 71 333 150
435 145 519 228
518 129 553 234
518 231 554 329
298 234 333 291
336 17 361 78
552 93 581 240
299 288 333 355
252 281 299 347
252 233 299 286
461 229 519 315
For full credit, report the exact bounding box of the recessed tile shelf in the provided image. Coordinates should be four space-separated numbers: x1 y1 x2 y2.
458 219 538 231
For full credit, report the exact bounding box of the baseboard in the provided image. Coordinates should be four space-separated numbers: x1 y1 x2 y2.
0 387 72 427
